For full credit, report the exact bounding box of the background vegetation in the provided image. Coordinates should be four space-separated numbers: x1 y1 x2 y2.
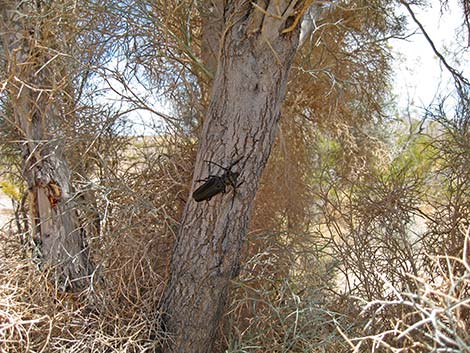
1 0 469 352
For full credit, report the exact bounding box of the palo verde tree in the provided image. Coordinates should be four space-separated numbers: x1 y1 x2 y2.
0 0 94 290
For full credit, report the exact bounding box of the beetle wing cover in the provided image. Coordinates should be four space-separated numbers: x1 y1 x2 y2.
192 178 226 202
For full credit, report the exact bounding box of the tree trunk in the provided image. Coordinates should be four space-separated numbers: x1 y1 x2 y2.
161 1 305 351
199 0 225 77
1 1 94 291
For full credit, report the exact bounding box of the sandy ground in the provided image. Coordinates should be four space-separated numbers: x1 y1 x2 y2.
0 190 13 230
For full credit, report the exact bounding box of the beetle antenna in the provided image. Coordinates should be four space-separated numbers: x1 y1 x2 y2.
203 156 243 173
204 160 227 170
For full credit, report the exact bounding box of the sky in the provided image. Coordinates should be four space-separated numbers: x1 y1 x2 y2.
390 0 469 112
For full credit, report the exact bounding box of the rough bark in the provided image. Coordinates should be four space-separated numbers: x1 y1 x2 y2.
199 0 225 77
1 1 94 291
161 1 305 352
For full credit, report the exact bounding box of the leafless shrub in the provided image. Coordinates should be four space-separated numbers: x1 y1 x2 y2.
225 230 349 353
341 227 470 353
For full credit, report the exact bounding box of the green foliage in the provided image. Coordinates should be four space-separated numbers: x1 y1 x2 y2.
388 131 437 179
0 180 21 201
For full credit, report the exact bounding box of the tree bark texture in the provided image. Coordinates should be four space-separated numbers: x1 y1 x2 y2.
161 1 304 352
1 1 94 291
200 0 225 77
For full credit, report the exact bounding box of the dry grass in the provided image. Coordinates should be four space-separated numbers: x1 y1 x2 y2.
2 219 469 353
0 222 167 353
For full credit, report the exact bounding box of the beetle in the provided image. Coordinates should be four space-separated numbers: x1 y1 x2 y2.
192 157 243 202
